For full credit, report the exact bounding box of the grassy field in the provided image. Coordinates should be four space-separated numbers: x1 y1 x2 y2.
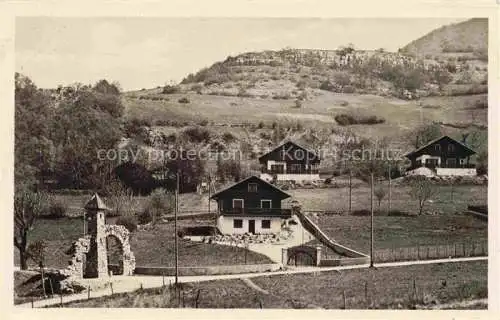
309 214 487 255
124 90 487 143
14 218 272 269
287 184 487 214
61 260 487 309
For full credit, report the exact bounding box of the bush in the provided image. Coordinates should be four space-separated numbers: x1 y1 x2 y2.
181 126 212 143
342 85 356 93
178 97 190 103
162 85 180 94
116 216 138 232
334 113 385 126
137 208 152 225
293 99 302 108
42 198 68 219
351 209 370 216
387 210 412 217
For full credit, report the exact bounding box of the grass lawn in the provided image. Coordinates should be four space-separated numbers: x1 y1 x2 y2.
61 261 487 309
14 218 272 269
287 184 487 215
57 192 215 217
309 214 487 255
252 260 487 309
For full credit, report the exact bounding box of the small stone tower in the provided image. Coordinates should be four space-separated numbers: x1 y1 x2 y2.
84 193 110 278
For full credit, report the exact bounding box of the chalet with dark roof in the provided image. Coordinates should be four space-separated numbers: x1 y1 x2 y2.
210 175 291 234
405 135 477 176
258 141 321 182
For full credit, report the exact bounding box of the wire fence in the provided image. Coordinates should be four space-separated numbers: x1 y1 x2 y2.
374 241 487 263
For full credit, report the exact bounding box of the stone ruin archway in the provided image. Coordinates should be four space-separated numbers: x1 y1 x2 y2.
65 194 136 279
66 225 136 278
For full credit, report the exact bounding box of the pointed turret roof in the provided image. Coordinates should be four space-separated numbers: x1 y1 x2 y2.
84 193 110 211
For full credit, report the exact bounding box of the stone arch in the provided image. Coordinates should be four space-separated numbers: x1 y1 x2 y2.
104 225 136 276
65 225 136 278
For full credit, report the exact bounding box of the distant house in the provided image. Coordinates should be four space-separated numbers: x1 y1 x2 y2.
258 141 321 182
405 135 477 177
210 176 292 234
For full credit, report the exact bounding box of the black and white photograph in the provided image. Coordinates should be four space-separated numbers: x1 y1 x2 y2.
8 5 493 312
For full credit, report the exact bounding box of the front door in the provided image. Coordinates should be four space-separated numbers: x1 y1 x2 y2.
248 220 255 234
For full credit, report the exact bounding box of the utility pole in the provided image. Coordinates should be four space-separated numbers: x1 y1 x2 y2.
370 172 374 268
349 168 352 215
175 169 180 286
208 172 211 214
388 162 392 214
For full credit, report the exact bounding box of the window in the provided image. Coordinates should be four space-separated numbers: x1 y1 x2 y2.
232 199 244 213
448 144 455 152
459 158 466 165
446 158 457 167
434 144 441 152
290 164 301 173
248 183 258 192
233 219 243 228
261 200 272 209
261 220 271 229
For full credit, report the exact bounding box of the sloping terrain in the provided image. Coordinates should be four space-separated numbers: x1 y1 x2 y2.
401 18 488 57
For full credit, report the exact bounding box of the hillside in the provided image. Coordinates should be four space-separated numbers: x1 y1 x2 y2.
401 18 488 58
120 19 488 173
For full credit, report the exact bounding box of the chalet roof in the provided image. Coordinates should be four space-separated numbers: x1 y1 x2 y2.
258 140 319 162
84 193 111 211
404 135 476 157
210 175 291 200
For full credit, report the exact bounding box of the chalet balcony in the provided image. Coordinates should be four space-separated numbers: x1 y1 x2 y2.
408 163 476 171
220 207 292 218
261 168 320 175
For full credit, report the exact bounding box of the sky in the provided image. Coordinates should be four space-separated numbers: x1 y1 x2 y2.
15 17 467 91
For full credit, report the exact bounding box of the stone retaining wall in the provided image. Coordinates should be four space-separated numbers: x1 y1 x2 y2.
109 263 282 276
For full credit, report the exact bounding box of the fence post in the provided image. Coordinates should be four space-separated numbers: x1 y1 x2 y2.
88 286 91 300
454 243 457 257
31 296 34 308
110 282 114 295
342 289 347 309
462 243 466 257
413 278 417 302
49 278 55 298
59 293 63 307
364 281 369 307
427 246 430 260
472 242 476 256
195 289 201 308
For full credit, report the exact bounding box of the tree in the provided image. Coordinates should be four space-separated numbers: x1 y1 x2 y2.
104 178 140 217
14 190 49 270
15 73 54 191
114 161 157 196
217 159 243 182
476 150 488 175
146 188 175 225
374 186 386 211
408 176 435 215
411 123 443 149
26 240 48 297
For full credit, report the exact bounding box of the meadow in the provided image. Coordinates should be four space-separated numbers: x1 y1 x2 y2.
14 218 272 270
61 260 487 309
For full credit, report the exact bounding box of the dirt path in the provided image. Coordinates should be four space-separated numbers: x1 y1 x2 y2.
17 256 487 308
